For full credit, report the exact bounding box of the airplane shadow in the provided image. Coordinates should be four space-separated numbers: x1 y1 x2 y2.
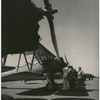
56 85 88 96
55 89 88 96
17 83 89 96
86 89 99 92
14 98 95 100
17 87 58 96
14 99 47 100
55 83 88 96
51 98 95 100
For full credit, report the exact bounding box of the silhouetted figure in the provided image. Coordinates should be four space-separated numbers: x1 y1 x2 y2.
77 67 84 89
69 66 77 90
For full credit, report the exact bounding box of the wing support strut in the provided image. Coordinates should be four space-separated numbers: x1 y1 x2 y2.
16 53 21 72
23 53 30 71
35 55 42 65
16 53 31 72
2 55 8 65
30 51 35 71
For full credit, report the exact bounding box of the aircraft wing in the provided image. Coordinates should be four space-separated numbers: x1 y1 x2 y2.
2 65 16 73
2 71 46 82
53 73 62 79
2 43 57 82
25 43 56 60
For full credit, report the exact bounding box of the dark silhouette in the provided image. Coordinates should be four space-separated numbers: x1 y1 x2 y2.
69 66 77 90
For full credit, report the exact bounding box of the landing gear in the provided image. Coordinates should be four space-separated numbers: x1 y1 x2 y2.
46 83 53 90
46 72 58 90
46 83 58 90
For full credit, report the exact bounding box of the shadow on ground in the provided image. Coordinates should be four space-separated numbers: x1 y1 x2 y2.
2 94 47 100
14 98 95 100
17 83 89 96
55 87 88 96
17 87 57 96
51 98 95 100
15 99 47 100
86 89 99 92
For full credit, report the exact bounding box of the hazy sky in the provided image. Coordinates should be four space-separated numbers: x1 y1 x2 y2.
6 0 99 77
34 0 99 76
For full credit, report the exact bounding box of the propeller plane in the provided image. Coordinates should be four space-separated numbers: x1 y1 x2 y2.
2 0 68 91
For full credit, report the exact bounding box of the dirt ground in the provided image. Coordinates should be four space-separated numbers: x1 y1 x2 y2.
2 78 99 100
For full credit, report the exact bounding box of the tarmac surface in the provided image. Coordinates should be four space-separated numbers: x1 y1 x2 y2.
2 78 99 100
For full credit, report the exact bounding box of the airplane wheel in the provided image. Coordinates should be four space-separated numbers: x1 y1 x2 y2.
46 83 53 90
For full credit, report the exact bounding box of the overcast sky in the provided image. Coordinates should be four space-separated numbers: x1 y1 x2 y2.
6 0 99 77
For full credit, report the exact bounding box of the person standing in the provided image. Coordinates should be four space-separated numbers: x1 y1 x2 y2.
77 67 84 89
69 66 77 90
62 65 70 90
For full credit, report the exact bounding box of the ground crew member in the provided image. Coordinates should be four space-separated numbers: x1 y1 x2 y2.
62 65 70 90
77 67 84 89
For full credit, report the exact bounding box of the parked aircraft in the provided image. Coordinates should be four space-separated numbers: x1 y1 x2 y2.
85 73 94 80
2 0 68 91
2 42 67 90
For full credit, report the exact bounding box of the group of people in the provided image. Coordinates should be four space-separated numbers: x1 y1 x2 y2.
62 65 84 90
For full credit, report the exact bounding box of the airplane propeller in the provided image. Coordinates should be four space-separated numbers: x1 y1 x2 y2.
64 53 69 65
43 0 60 63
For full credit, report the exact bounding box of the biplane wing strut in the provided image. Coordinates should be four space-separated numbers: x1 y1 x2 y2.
16 0 60 71
16 52 35 72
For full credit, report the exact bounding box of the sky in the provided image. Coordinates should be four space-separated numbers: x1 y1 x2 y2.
5 0 99 77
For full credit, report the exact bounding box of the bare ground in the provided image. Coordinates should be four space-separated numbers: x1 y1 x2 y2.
1 78 99 100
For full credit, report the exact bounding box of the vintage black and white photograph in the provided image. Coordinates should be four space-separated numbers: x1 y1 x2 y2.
1 0 99 100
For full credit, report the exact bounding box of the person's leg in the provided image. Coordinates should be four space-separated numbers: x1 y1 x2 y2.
66 79 69 89
79 79 82 89
69 79 73 90
72 79 76 90
62 78 66 89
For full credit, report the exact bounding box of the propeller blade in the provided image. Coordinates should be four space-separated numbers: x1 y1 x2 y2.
64 53 68 64
49 21 60 59
43 0 60 62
